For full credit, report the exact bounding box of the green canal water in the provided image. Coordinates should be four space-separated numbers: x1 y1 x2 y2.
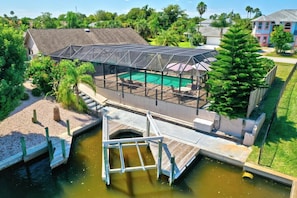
0 126 291 198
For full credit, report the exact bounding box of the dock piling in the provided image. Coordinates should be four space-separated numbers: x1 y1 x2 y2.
20 137 27 157
67 120 71 136
157 140 162 179
48 140 54 162
61 140 66 158
169 155 175 186
45 127 49 141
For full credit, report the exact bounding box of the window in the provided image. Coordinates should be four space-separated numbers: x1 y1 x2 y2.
284 22 291 30
263 36 267 43
265 22 269 29
258 22 262 29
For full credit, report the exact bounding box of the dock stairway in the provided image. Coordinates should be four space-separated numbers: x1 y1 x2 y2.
79 91 104 117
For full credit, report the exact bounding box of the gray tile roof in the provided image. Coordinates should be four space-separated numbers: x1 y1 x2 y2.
199 26 229 37
25 28 148 55
252 9 297 22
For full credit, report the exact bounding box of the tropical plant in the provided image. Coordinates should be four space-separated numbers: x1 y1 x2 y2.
253 8 262 18
0 25 27 120
26 55 57 94
154 29 179 46
207 24 266 118
197 1 207 31
270 25 294 54
210 13 232 38
197 2 207 19
245 6 253 18
57 60 95 112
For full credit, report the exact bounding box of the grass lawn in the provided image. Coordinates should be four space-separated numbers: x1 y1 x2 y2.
248 62 297 176
148 39 194 48
265 51 297 59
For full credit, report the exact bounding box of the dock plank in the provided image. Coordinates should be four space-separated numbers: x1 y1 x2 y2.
149 135 200 179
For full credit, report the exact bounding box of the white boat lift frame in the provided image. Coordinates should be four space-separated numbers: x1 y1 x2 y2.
102 111 167 186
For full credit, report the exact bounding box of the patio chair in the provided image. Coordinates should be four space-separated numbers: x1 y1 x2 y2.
170 85 179 95
119 78 129 87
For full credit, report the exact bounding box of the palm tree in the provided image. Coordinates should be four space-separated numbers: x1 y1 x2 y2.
155 30 179 46
210 13 231 38
197 2 207 19
57 59 96 112
245 6 253 18
197 2 207 31
253 8 262 18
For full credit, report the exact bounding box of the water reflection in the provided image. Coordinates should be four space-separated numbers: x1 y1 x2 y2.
0 126 291 198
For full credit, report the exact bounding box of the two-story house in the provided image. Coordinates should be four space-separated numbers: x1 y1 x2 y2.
252 9 297 47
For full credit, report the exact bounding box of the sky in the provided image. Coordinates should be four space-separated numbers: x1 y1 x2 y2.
0 0 296 19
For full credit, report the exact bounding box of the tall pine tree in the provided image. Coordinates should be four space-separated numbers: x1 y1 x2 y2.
207 24 266 118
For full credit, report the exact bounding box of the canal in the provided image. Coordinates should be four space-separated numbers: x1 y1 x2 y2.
0 126 291 198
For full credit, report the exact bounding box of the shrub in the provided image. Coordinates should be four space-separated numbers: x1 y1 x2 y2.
21 92 30 100
31 88 42 97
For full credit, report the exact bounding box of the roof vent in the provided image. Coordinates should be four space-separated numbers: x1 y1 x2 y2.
84 28 90 32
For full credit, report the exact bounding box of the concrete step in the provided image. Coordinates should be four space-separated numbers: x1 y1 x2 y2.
90 105 101 112
84 98 94 104
87 101 97 108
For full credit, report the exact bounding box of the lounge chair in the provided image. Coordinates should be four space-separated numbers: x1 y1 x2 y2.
171 85 179 95
119 78 129 87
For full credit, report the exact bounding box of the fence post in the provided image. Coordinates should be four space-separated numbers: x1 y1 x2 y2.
155 89 158 106
66 120 71 136
20 137 27 157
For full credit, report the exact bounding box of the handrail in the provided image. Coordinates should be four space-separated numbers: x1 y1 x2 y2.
146 111 161 136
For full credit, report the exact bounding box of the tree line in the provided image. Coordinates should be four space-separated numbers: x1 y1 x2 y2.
1 3 263 47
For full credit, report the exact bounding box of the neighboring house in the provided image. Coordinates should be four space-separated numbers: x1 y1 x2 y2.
24 28 148 59
252 9 297 47
198 19 228 46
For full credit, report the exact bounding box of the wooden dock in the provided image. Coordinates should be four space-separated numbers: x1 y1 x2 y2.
50 132 72 169
103 113 200 185
149 135 200 180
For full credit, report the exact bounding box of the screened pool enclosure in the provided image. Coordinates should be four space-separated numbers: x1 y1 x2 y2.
50 44 217 111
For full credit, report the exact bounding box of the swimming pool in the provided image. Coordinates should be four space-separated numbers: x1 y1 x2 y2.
119 71 192 88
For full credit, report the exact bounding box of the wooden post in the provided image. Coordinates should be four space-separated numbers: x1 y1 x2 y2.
157 140 162 180
20 137 27 157
103 144 110 185
61 140 66 158
48 140 54 162
169 155 175 186
32 109 37 123
53 106 61 121
45 127 49 141
66 120 71 136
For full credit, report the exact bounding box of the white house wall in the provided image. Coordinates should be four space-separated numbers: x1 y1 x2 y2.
26 36 39 58
206 37 221 45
